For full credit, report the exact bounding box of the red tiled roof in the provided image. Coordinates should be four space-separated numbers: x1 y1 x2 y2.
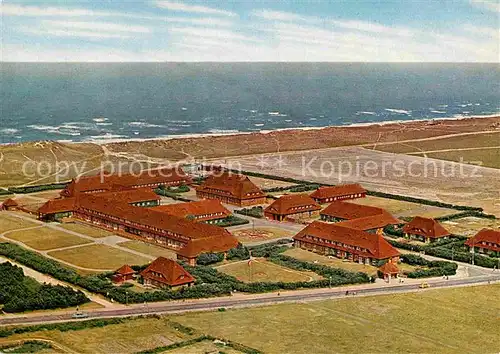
140 257 195 287
310 184 366 199
150 199 231 222
2 198 19 207
38 198 77 215
402 216 450 239
77 193 234 242
293 221 400 260
177 234 239 259
97 188 160 204
465 228 500 251
379 262 399 274
196 172 265 200
336 213 402 231
320 201 385 220
61 167 190 197
116 264 135 276
265 194 321 216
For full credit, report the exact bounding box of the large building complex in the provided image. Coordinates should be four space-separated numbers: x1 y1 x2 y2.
264 194 321 221
310 184 367 204
61 167 191 197
196 172 266 206
38 169 239 265
150 199 232 224
293 221 400 265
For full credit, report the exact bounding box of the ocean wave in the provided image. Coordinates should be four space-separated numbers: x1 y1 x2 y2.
27 124 82 136
96 122 113 126
92 117 108 123
1 128 19 135
128 122 166 128
356 111 377 115
254 123 265 127
430 110 446 114
385 108 412 115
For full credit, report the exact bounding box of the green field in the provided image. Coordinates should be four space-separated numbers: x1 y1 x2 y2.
48 244 151 270
0 213 40 233
171 284 500 354
118 240 177 259
5 227 91 251
59 223 115 238
284 247 379 276
217 258 322 283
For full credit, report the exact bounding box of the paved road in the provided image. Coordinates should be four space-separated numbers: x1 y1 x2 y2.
1 274 498 327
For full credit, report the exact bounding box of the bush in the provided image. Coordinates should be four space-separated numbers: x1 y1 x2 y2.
227 244 251 261
399 254 458 278
235 206 264 219
196 252 225 266
216 215 249 227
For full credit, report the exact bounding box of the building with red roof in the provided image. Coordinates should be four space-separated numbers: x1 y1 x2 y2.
293 221 400 265
140 257 195 288
150 199 231 224
112 265 136 283
196 172 266 206
310 184 366 204
264 194 321 221
465 229 500 257
320 201 385 223
403 216 450 243
336 213 402 234
378 262 400 281
60 167 191 198
38 188 160 221
1 198 19 211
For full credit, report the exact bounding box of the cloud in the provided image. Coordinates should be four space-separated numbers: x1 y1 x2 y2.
169 26 260 42
19 28 132 40
463 24 499 38
0 4 119 17
470 0 500 13
155 1 236 17
165 17 233 27
43 21 151 33
251 9 313 22
330 20 415 37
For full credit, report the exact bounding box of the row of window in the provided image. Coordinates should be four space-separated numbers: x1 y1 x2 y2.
303 234 367 252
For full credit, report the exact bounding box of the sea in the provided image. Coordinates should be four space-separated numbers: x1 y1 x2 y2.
1 63 499 144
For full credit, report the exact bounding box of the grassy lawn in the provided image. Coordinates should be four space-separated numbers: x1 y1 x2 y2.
118 240 177 259
167 340 244 354
48 244 151 270
348 195 456 218
5 226 91 251
59 223 115 238
0 318 196 354
217 258 322 283
171 284 500 354
441 217 500 237
232 227 293 244
284 247 378 276
0 213 40 233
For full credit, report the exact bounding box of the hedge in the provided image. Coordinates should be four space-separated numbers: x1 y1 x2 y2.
235 206 264 219
7 182 69 194
154 188 192 202
215 215 250 227
0 340 52 353
400 254 458 278
435 211 497 222
196 252 225 266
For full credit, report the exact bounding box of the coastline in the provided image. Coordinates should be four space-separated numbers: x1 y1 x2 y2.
73 113 500 146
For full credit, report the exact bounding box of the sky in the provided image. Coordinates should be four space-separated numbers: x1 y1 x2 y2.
1 0 499 62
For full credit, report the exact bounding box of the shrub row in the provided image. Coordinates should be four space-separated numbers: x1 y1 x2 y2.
157 184 190 193
154 188 192 202
0 340 52 353
263 184 320 193
234 206 264 219
7 182 69 194
400 254 458 278
196 252 225 266
0 189 12 196
216 215 250 227
435 211 497 222
227 244 251 261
